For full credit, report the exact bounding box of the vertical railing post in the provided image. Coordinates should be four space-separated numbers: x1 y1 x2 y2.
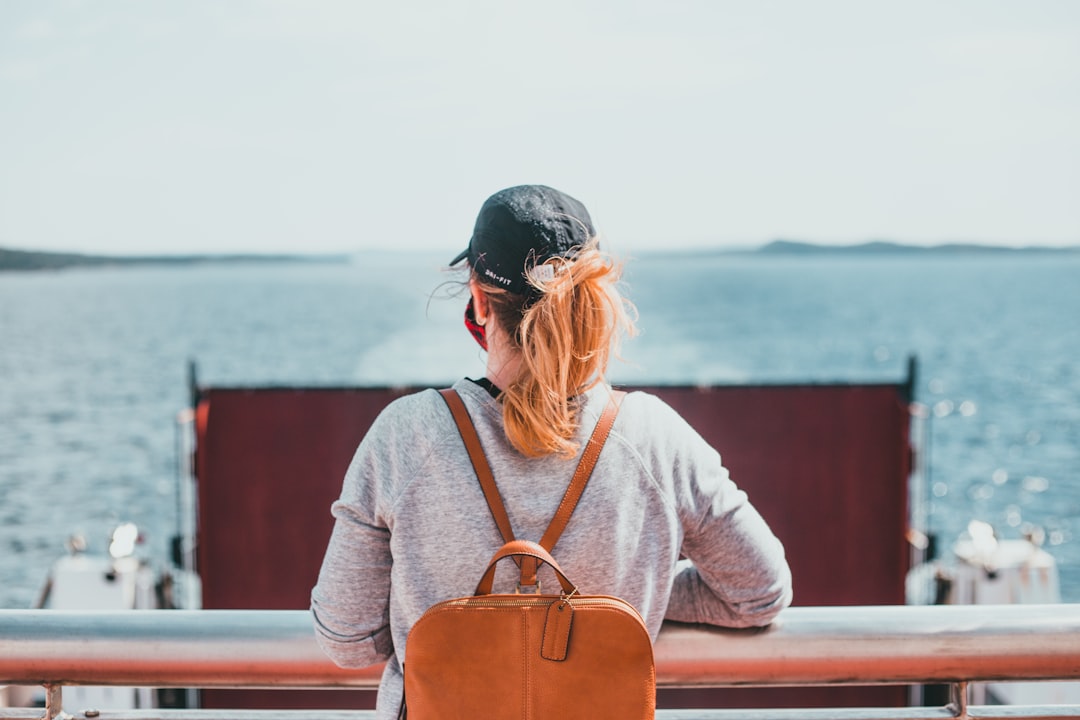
42 683 70 720
947 681 969 720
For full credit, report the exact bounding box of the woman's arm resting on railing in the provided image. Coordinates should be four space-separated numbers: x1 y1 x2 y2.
664 424 793 628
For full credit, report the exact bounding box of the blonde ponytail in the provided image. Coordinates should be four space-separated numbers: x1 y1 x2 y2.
479 240 636 458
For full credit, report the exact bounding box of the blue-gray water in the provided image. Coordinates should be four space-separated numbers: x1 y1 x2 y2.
1 252 1078 608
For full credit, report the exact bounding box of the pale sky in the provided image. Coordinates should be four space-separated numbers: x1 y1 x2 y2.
1 0 1078 255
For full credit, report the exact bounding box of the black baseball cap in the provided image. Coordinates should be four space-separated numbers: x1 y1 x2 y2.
450 185 595 296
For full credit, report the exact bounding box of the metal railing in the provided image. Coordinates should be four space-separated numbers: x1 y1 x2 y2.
2 605 1080 720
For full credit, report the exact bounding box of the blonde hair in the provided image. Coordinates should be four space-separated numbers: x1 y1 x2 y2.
476 240 637 458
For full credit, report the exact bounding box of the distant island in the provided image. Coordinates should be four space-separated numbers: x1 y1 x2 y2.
3 240 1078 272
0 247 351 272
755 240 1080 255
637 239 1079 259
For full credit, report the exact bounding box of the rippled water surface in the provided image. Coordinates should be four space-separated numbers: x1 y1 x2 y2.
2 251 1077 607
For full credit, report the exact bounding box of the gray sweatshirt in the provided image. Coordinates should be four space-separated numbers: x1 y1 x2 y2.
311 379 792 718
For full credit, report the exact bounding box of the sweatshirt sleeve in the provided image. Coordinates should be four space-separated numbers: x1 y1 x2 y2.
659 403 793 628
310 410 398 669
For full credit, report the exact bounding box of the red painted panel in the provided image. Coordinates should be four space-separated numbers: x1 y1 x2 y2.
649 384 911 607
196 387 414 613
196 382 912 710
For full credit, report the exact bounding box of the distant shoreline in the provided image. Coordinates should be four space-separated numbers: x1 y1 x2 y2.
0 248 352 272
2 240 1078 271
754 239 1080 256
638 239 1080 259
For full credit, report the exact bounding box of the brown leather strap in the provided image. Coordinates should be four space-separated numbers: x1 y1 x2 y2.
473 540 577 596
539 390 625 553
519 390 625 585
440 388 625 587
439 389 515 546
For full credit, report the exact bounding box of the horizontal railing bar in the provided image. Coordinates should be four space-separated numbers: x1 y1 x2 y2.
2 708 1080 720
2 605 1080 689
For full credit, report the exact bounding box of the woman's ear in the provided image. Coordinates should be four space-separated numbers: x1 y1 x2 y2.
469 278 490 326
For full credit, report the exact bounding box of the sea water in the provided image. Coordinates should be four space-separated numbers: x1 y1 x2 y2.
1 251 1077 608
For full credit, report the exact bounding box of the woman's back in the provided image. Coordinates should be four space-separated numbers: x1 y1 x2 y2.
312 379 791 717
311 184 792 719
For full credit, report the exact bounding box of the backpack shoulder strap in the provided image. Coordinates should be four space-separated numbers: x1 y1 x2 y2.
440 388 626 587
439 388 515 545
538 390 625 553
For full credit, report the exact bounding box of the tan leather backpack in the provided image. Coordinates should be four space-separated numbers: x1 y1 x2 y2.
399 389 655 719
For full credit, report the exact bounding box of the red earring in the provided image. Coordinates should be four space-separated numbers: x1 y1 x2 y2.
464 298 488 350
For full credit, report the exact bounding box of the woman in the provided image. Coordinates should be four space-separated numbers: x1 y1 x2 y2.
311 185 792 717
